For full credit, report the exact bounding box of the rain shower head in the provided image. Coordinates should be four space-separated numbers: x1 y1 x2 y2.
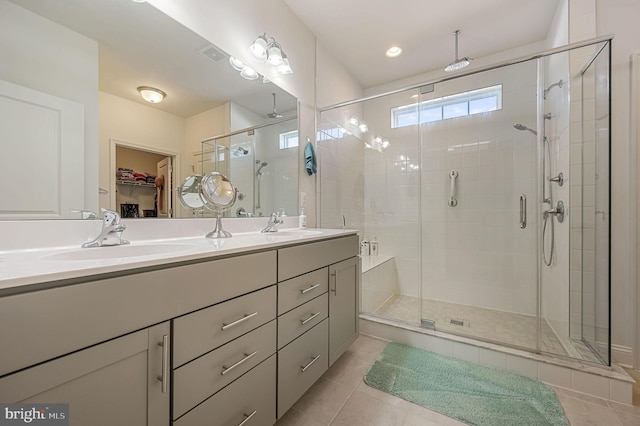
514 123 537 136
444 30 472 72
267 93 283 119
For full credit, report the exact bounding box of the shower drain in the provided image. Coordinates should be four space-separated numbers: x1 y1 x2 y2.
445 317 470 327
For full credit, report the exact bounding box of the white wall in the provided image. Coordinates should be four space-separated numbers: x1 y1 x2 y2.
98 92 185 212
147 0 319 226
0 0 99 214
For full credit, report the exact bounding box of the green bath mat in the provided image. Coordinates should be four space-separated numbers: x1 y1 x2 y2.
364 343 569 426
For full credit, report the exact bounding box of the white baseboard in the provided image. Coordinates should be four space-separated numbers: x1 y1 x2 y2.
612 344 634 369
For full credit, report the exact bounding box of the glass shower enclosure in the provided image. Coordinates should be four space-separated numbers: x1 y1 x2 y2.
318 39 611 365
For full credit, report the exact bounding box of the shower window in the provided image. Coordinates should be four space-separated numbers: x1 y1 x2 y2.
279 130 299 149
391 84 502 128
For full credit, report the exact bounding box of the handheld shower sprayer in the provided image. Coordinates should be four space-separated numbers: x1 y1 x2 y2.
513 123 537 136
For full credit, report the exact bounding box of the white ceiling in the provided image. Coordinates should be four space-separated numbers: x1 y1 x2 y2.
9 0 297 119
284 0 561 88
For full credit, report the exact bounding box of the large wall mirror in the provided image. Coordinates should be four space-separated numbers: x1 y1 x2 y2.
0 0 298 220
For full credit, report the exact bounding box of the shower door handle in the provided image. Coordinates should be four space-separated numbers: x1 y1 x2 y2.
448 170 458 207
519 194 527 229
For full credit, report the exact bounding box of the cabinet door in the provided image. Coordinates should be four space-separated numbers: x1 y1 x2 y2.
0 322 170 426
328 256 360 365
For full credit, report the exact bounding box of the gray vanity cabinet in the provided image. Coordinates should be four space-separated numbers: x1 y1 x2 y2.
0 321 170 426
329 256 360 365
276 234 359 418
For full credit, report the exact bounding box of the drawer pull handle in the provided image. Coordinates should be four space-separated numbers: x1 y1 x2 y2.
300 283 321 294
300 354 321 373
222 312 258 330
221 351 258 376
237 410 257 426
300 312 321 326
156 334 169 393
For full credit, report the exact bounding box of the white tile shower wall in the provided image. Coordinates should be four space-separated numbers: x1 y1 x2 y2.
417 63 539 315
317 110 365 235
362 89 421 298
541 48 572 348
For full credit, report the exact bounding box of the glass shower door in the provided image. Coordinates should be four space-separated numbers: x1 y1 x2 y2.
418 60 540 351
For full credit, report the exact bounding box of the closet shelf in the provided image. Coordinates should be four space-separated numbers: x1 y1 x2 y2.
116 180 156 188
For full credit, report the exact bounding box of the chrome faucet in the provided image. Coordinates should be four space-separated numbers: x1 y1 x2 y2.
261 212 283 233
82 208 130 248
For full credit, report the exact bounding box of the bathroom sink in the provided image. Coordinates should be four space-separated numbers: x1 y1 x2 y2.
261 230 323 238
44 243 198 261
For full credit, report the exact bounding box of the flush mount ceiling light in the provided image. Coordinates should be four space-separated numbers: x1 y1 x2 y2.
445 30 472 72
137 86 165 103
386 46 402 58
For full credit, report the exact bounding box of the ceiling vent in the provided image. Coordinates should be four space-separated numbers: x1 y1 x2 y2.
200 45 227 63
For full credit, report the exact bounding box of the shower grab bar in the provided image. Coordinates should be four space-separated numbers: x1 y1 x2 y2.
448 171 458 207
520 194 527 229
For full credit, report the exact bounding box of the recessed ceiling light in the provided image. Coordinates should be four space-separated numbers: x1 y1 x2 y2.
386 46 402 58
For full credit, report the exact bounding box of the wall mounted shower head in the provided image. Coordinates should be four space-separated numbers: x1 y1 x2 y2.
234 146 248 155
513 123 537 136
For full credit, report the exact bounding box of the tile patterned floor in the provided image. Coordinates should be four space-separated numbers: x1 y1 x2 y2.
276 335 640 426
375 294 569 357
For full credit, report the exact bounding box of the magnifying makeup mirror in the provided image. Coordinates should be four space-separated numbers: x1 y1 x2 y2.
177 172 237 238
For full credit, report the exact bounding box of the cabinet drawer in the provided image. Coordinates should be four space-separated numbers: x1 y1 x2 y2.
277 319 328 418
278 267 328 314
173 286 276 367
278 235 358 281
0 250 277 377
278 295 328 349
173 320 276 420
173 355 276 426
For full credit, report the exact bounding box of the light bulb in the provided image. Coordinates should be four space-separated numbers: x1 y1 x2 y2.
229 56 246 71
249 35 268 62
267 44 283 66
240 66 259 80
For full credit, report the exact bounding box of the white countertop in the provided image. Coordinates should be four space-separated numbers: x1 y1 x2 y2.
0 228 357 295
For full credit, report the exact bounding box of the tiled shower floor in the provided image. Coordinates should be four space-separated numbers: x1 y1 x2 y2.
375 294 570 357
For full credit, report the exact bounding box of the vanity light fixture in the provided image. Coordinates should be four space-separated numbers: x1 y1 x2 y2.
137 86 166 103
386 46 402 58
248 33 293 75
358 122 369 133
